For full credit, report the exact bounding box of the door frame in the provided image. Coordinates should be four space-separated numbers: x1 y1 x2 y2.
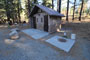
44 15 48 32
33 17 36 29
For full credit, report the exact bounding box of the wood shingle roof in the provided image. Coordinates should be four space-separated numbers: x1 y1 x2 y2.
30 4 65 17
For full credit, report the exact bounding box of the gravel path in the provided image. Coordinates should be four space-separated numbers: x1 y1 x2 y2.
0 28 90 60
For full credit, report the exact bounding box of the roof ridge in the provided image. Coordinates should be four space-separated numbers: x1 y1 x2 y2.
30 4 65 17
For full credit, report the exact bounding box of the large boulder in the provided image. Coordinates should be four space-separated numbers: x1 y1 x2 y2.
11 28 20 32
9 30 19 40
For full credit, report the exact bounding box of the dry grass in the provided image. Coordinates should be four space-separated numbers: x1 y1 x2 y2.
62 16 90 23
63 22 90 40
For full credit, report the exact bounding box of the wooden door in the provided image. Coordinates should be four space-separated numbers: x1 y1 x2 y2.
33 17 36 29
44 15 48 32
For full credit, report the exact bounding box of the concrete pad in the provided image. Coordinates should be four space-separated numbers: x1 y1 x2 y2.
22 29 49 39
45 36 75 52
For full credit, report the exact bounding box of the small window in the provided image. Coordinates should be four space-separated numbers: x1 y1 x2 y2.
37 18 38 22
41 18 43 22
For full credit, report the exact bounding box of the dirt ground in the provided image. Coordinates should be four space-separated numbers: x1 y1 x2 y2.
61 22 90 60
0 23 90 60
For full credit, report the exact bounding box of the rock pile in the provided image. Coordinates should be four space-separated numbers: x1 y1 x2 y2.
9 28 20 40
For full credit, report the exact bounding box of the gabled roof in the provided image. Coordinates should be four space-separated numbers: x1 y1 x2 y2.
30 4 65 17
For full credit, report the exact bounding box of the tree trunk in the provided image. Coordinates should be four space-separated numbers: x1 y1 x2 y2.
57 0 61 13
66 0 69 21
59 0 61 13
18 0 21 23
27 0 31 27
52 0 54 9
28 0 31 17
13 16 16 23
72 0 76 20
79 0 84 21
5 0 10 21
34 0 37 4
7 17 10 21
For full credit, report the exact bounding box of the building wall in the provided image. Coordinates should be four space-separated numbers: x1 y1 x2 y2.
48 16 61 33
32 9 61 33
34 10 48 31
29 17 33 28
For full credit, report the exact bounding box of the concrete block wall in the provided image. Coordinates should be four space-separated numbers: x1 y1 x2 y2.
48 16 61 33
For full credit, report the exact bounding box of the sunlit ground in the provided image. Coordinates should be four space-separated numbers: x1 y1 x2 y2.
0 25 8 28
4 39 15 44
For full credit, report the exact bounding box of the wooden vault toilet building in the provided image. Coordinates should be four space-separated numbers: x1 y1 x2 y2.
30 4 64 33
